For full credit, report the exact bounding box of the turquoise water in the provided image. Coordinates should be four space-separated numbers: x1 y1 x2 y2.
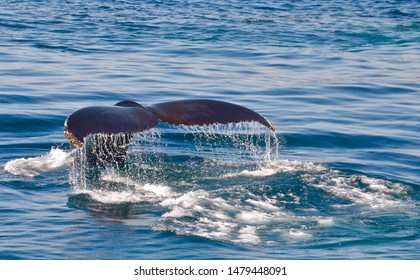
1 0 419 259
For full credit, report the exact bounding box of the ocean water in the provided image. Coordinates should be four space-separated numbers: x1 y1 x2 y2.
0 0 419 260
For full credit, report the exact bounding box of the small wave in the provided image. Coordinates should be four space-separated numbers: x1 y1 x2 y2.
4 147 72 177
317 218 335 227
236 226 261 245
303 172 413 210
101 173 175 200
285 230 313 240
222 159 327 178
71 172 175 204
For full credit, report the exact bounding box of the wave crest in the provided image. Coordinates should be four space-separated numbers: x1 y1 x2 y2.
4 147 72 177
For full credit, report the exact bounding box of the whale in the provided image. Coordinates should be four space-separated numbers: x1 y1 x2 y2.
64 99 275 167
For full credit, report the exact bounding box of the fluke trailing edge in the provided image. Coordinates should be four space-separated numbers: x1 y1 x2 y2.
64 99 275 167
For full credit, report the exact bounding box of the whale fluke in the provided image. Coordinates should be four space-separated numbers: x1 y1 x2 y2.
65 99 275 147
64 99 275 167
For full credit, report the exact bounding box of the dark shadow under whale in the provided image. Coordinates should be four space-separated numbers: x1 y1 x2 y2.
64 99 275 167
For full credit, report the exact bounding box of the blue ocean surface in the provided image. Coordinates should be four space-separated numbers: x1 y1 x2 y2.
0 0 419 259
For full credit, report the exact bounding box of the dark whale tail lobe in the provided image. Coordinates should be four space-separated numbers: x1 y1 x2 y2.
64 102 159 147
147 99 275 131
64 99 275 167
64 101 159 168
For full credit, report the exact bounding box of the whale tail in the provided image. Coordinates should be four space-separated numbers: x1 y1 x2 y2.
64 99 275 167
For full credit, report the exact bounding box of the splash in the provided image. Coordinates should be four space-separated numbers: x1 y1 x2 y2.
177 122 281 164
68 123 280 191
58 123 416 246
69 130 162 191
4 147 72 178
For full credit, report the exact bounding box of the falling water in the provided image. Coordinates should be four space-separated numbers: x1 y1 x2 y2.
68 123 280 190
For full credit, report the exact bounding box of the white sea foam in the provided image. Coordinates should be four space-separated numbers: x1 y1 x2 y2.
317 218 335 227
286 230 313 240
236 226 261 244
361 176 408 195
153 157 414 245
161 190 209 218
156 187 299 244
4 147 72 177
236 210 274 225
101 173 174 198
223 160 327 178
73 171 175 204
304 171 412 210
76 188 145 204
74 181 174 204
246 198 281 211
237 167 278 177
